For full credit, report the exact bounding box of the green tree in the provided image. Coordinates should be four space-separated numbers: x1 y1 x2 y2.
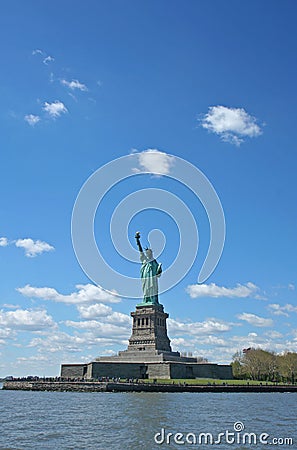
279 352 297 383
231 348 297 382
231 351 245 379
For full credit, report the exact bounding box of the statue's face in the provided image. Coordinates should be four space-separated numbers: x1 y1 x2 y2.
146 249 153 259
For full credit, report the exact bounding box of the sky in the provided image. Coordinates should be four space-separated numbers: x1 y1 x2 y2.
0 0 296 377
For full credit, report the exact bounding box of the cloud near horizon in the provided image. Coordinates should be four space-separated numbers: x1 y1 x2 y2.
200 105 262 145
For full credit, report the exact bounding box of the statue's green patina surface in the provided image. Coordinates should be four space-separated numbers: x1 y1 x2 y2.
135 232 162 306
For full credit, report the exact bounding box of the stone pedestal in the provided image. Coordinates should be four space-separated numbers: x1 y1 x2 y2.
127 304 172 353
60 301 233 380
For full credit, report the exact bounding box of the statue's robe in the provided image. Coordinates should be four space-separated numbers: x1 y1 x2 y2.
140 253 162 304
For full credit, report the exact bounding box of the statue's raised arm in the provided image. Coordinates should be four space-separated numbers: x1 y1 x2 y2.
135 232 162 305
135 231 143 253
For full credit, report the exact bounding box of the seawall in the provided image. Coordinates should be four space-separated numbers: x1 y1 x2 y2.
2 381 297 393
2 381 108 392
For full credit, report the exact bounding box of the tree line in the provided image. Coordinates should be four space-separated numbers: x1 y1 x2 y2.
232 349 297 383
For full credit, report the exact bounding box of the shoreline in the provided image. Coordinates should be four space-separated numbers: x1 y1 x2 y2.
2 380 297 393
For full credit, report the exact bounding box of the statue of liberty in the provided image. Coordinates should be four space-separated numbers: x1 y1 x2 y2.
135 232 162 305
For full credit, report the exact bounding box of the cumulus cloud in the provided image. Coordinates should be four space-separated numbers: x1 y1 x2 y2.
17 283 120 304
268 303 297 317
105 311 131 325
1 237 53 257
77 304 130 325
24 114 40 126
43 100 68 118
186 282 258 298
61 79 88 91
237 312 273 327
200 105 262 146
77 303 112 318
28 329 125 354
65 320 130 339
132 149 175 176
168 317 232 336
0 237 8 247
15 238 54 257
0 308 55 331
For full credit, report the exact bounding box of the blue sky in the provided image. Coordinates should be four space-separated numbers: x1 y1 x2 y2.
0 0 296 376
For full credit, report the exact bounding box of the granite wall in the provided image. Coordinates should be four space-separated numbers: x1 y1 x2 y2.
61 361 232 380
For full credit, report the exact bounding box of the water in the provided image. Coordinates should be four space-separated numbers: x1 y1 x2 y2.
0 390 296 449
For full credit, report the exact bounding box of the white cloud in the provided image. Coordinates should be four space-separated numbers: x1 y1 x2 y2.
77 303 112 318
28 329 125 354
264 330 283 339
65 320 130 339
132 149 175 176
17 283 120 304
2 304 20 309
24 114 40 126
15 238 54 257
17 355 48 362
105 311 131 325
0 309 55 331
0 328 15 339
43 55 55 65
61 79 88 91
201 105 262 146
32 49 54 65
168 317 232 337
77 304 130 326
186 282 258 298
32 49 43 55
237 312 273 327
268 303 297 317
0 237 8 247
43 100 68 118
288 283 295 291
199 335 228 346
1 237 53 257
28 331 92 353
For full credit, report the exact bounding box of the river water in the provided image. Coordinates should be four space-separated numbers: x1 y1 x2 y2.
0 390 296 449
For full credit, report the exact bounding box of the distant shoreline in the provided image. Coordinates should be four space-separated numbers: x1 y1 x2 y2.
2 380 297 393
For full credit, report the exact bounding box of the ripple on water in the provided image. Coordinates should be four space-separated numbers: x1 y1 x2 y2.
0 391 296 449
